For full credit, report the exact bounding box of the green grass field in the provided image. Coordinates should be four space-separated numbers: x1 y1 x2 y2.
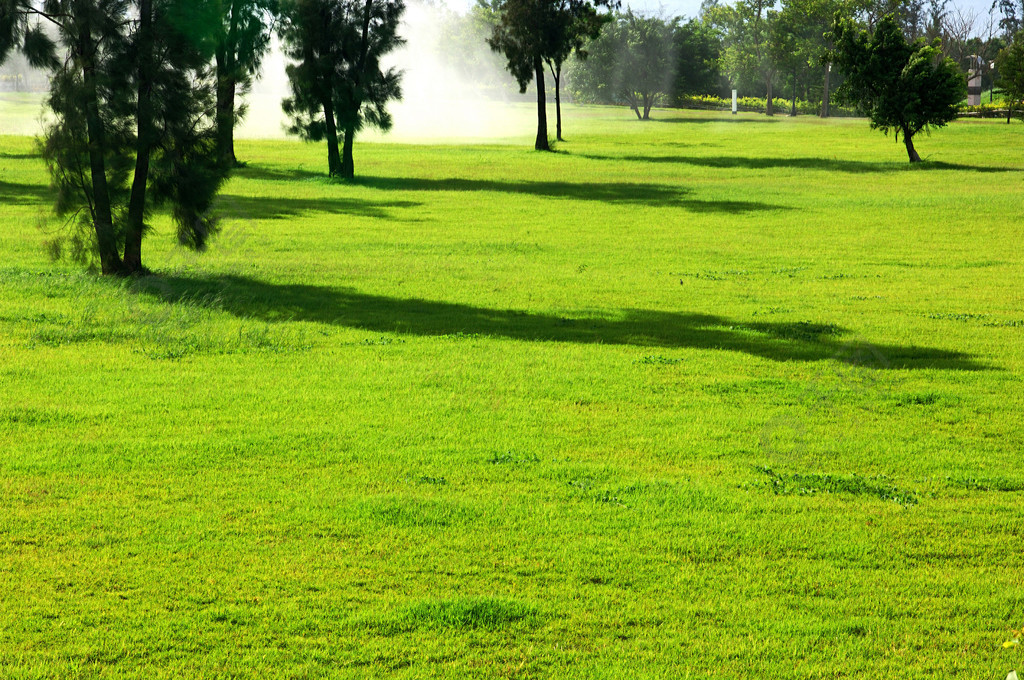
1 106 1023 678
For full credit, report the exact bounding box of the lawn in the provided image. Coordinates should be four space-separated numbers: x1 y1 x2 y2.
1 106 1023 678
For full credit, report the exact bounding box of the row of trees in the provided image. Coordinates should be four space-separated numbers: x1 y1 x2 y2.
0 0 406 274
556 0 1024 119
483 0 612 149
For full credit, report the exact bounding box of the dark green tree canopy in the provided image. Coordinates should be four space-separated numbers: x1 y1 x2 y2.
996 30 1024 121
1 0 228 274
565 10 674 119
280 0 404 178
827 13 965 161
214 0 278 164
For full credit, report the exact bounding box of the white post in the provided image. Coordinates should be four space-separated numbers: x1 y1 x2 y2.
732 89 738 115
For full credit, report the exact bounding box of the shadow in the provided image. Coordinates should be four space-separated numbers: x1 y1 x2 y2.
354 176 784 212
579 154 1018 174
0 152 41 160
214 193 422 221
133 273 990 371
0 179 52 205
232 165 324 183
229 166 785 212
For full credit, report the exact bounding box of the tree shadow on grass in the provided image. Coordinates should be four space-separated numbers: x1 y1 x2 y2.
134 273 990 370
0 151 41 160
230 165 786 212
0 179 52 205
214 193 423 221
353 176 784 212
233 165 324 183
580 153 1018 174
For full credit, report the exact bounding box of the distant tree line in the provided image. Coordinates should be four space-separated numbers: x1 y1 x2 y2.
551 0 1024 119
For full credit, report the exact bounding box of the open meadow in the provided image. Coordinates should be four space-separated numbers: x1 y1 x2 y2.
1 106 1023 678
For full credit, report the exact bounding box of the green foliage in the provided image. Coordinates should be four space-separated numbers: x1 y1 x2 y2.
213 0 278 163
486 0 555 93
2 0 228 273
675 91 857 114
279 0 404 177
828 13 966 161
996 30 1024 119
708 0 781 107
670 18 727 100
566 10 675 119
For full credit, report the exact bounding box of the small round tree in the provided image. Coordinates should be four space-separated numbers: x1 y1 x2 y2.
827 13 966 163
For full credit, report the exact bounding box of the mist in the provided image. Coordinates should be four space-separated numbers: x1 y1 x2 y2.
239 0 536 143
0 1 534 142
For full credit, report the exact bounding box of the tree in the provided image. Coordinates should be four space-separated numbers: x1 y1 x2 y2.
997 30 1024 122
828 13 966 162
486 0 559 149
1 0 228 275
563 10 674 118
214 0 277 165
543 0 612 141
280 0 404 179
994 0 1023 36
670 18 727 103
712 0 783 115
616 11 675 119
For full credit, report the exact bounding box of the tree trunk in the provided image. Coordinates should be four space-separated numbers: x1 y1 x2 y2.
631 102 641 119
341 125 355 179
215 0 240 166
215 51 237 166
322 99 342 177
533 57 549 151
821 64 831 118
78 22 121 275
123 0 154 274
903 127 921 162
554 67 563 142
790 72 797 116
765 79 774 116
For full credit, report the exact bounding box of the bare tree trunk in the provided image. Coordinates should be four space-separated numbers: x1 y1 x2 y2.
533 57 549 151
903 127 921 162
215 0 240 166
766 79 774 116
322 99 342 177
554 67 563 142
124 0 155 273
78 21 121 275
341 125 355 179
215 52 237 166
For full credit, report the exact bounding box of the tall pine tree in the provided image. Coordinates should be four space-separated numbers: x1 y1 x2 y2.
1 0 229 274
279 0 404 179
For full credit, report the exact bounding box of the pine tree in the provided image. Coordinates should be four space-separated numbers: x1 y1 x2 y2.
214 0 277 165
279 0 404 179
1 0 229 274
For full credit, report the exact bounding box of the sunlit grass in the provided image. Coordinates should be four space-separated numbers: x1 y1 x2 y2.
1 107 1023 678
